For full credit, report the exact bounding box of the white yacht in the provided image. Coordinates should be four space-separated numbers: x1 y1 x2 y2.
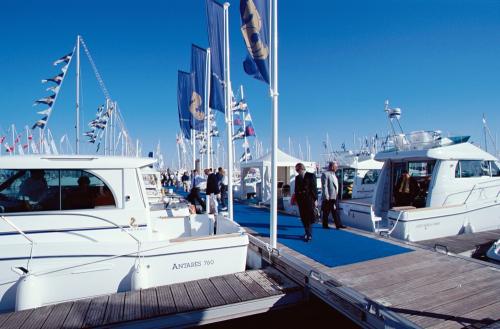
371 131 500 241
0 156 248 313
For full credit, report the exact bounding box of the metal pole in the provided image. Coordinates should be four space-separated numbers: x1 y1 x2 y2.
76 35 80 154
270 0 279 249
206 48 212 170
224 2 234 220
191 129 195 170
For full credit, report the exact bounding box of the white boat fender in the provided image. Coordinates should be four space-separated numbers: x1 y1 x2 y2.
131 263 149 291
15 274 41 311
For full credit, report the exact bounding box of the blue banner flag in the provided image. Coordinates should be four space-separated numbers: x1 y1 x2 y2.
206 0 225 112
190 45 207 131
177 70 192 140
240 0 270 84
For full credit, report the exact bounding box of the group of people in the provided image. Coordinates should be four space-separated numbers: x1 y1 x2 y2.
293 161 346 242
186 167 228 214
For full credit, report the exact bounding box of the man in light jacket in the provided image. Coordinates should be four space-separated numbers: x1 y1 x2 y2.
321 161 346 229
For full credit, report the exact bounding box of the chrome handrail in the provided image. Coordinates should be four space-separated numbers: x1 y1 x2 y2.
442 179 500 206
1 215 35 273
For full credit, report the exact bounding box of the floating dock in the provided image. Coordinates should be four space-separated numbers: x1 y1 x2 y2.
238 201 500 329
0 268 303 329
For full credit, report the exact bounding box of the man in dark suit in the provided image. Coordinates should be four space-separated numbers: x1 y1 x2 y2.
294 163 318 242
205 168 220 214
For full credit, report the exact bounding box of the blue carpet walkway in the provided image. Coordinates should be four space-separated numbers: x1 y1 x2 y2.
233 203 412 268
174 188 412 268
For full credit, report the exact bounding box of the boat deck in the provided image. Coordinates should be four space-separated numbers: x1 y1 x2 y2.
235 202 500 328
0 268 303 329
417 229 500 256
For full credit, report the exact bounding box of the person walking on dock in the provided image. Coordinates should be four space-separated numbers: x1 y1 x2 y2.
216 167 228 211
294 163 318 242
321 161 346 229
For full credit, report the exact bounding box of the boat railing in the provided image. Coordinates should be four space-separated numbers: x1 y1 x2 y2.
0 215 35 273
441 179 500 206
383 131 441 152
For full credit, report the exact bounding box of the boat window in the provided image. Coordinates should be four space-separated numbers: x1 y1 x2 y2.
362 169 380 185
455 160 487 178
0 169 59 213
336 168 355 200
61 170 115 210
491 161 500 177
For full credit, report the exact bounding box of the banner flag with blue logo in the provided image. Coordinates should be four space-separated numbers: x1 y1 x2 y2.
240 0 270 84
190 44 207 131
177 70 192 140
206 0 225 113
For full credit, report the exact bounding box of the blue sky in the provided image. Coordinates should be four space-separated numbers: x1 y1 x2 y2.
1 0 500 166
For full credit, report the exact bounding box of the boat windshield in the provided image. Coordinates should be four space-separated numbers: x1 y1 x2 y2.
0 169 115 213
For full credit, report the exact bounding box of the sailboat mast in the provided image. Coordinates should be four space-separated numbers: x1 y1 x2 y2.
76 35 81 154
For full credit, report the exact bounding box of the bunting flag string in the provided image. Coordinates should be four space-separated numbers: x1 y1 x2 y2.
239 147 252 162
32 49 74 130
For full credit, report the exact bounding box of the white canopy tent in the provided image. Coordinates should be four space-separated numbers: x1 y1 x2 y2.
239 149 316 203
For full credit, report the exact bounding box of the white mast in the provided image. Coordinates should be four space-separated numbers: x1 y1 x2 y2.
76 35 81 154
270 0 279 249
206 48 212 170
241 85 248 163
191 129 195 170
224 2 234 220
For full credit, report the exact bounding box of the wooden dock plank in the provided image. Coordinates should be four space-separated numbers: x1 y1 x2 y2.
364 259 480 299
223 274 255 302
19 306 52 329
140 287 159 319
60 299 91 329
340 255 454 290
103 292 125 325
246 270 282 296
234 272 270 299
170 283 193 313
122 290 142 322
430 301 500 329
372 267 499 307
0 312 12 328
184 280 211 310
329 250 432 278
40 302 72 329
155 285 176 315
210 276 241 304
82 295 108 328
409 284 500 328
197 279 226 307
400 274 500 312
1 309 33 329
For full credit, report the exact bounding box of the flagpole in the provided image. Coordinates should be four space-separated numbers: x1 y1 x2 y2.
206 48 212 170
191 129 195 170
224 2 234 220
270 0 279 249
76 35 81 155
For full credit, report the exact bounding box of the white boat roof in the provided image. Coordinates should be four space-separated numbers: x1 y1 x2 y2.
375 142 497 161
0 155 157 169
